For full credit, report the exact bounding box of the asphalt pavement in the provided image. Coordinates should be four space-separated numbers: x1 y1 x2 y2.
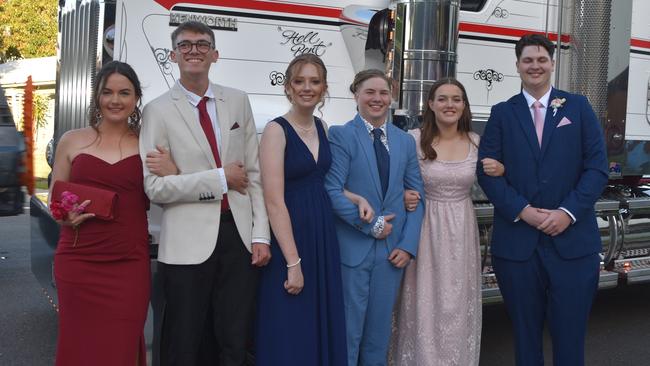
0 211 57 366
480 279 650 365
1 209 650 366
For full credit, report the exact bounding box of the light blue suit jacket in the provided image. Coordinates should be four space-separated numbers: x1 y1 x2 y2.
325 115 425 267
477 88 608 260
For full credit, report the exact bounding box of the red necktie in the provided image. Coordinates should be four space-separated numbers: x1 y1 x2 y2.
197 96 229 212
533 101 544 147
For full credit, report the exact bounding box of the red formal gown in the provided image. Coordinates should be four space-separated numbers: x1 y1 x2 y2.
54 153 150 366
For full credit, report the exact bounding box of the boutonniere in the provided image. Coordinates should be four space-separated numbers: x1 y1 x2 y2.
550 97 566 117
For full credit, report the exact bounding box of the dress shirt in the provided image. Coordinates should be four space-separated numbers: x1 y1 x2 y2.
177 81 228 195
519 87 576 223
522 88 551 123
362 117 389 152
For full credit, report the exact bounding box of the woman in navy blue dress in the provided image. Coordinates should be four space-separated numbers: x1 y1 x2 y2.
256 54 372 365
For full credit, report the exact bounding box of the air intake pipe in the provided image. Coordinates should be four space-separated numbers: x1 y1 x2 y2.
389 0 460 128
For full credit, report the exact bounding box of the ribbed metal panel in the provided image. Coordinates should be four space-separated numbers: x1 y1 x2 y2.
54 0 102 142
566 0 611 123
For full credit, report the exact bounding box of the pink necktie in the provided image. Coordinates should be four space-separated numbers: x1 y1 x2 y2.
533 101 544 146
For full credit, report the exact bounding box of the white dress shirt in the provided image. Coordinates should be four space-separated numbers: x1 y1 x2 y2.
518 87 576 223
177 80 228 195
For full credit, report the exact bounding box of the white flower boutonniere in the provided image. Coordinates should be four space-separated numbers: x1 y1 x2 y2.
550 97 566 117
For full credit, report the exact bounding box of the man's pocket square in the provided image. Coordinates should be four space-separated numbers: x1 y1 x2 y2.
230 122 240 130
557 117 572 127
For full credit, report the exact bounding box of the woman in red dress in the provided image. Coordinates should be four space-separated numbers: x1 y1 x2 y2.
50 61 176 366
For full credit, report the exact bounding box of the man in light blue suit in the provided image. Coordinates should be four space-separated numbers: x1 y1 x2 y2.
325 69 424 366
477 34 608 365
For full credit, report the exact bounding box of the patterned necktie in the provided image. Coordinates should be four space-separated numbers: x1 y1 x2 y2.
372 128 389 197
197 96 229 212
533 101 544 147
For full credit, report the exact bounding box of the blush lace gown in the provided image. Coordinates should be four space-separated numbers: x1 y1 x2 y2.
389 129 481 366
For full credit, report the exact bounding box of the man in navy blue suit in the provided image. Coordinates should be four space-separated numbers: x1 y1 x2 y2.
477 34 608 365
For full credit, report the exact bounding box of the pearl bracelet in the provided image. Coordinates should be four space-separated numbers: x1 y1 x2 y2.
286 257 301 268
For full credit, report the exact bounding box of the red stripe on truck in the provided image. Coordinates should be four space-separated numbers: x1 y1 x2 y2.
154 2 650 50
155 0 343 18
459 22 571 44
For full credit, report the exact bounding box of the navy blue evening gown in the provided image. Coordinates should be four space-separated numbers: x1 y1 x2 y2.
255 116 347 365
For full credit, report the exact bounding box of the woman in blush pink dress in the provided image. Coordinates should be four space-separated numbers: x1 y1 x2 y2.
390 78 503 366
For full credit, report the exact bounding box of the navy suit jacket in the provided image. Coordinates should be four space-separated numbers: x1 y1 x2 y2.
325 115 425 267
477 88 608 260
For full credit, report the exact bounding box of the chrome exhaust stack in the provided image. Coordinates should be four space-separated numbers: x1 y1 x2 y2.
388 0 460 128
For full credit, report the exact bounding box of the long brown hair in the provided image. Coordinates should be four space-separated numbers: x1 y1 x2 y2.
420 78 474 160
88 61 143 135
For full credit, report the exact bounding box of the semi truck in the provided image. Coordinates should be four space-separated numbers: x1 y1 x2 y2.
30 0 650 361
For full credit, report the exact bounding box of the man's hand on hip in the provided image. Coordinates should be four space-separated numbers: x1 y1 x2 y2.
224 161 249 194
536 209 571 236
251 243 271 267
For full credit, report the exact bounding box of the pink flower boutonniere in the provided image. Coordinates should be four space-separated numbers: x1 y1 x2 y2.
550 97 566 117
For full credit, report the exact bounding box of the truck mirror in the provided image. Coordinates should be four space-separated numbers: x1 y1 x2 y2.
46 138 54 167
103 25 115 58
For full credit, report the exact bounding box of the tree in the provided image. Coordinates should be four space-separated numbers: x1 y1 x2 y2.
0 0 57 62
17 93 50 131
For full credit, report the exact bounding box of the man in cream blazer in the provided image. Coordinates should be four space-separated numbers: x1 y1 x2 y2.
139 21 270 366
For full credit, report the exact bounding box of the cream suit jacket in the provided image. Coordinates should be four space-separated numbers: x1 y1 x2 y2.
140 82 270 265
